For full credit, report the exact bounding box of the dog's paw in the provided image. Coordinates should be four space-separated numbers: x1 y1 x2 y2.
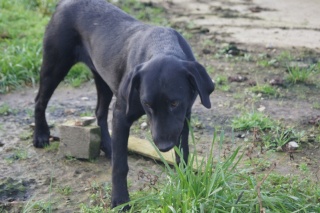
111 197 130 211
33 131 50 148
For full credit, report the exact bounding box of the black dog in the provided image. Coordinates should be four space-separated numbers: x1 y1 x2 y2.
33 0 215 208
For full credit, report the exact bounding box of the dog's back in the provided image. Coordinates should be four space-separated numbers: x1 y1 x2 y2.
43 0 195 93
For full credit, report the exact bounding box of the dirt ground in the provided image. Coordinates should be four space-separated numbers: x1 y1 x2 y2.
0 0 319 212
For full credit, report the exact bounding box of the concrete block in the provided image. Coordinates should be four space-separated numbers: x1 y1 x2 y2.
59 121 101 159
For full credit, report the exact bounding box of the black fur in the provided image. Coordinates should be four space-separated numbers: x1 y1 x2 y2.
33 0 215 208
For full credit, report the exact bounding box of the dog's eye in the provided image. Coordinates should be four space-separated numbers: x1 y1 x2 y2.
170 101 179 108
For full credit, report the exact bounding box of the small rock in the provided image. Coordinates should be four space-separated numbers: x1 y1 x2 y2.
81 97 89 101
257 105 266 112
141 122 148 130
282 141 299 152
288 141 299 150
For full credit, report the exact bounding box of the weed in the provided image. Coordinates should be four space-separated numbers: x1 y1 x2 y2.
231 111 274 131
299 163 309 173
25 108 34 118
286 65 314 84
19 131 33 140
202 39 214 48
79 182 111 211
277 50 293 62
57 185 72 196
6 148 29 163
250 84 278 96
80 111 94 117
206 65 214 74
65 155 77 161
79 204 105 213
262 127 304 149
312 103 320 110
243 53 253 62
44 142 59 152
215 75 228 85
0 103 11 115
257 59 277 67
23 200 54 213
191 115 203 129
219 84 231 92
215 75 230 92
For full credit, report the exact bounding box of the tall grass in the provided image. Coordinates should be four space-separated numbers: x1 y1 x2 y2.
113 130 320 212
0 0 167 93
0 0 49 93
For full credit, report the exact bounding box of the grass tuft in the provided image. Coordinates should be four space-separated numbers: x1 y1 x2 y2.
231 111 274 131
286 65 315 84
250 84 278 96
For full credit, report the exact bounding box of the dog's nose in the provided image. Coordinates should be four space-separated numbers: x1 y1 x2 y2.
155 141 175 152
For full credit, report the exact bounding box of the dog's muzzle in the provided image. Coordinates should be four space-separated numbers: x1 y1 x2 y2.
155 141 176 152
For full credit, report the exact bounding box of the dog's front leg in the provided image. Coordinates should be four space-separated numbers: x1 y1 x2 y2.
111 100 131 209
176 112 191 165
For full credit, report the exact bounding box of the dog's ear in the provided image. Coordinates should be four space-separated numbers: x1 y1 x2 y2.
185 61 215 108
124 64 144 115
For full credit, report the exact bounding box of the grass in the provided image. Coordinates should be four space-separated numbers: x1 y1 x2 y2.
44 142 60 152
231 111 274 131
250 84 278 96
18 131 33 140
57 185 72 196
0 0 50 93
262 126 304 149
115 0 167 26
286 65 315 84
313 102 320 109
0 0 167 93
5 148 29 163
79 182 111 212
0 103 10 115
111 130 320 212
257 59 277 67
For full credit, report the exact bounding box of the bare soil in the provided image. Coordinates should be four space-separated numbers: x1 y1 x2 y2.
1 0 319 212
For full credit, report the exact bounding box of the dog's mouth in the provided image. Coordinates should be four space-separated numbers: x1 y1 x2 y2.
155 141 176 152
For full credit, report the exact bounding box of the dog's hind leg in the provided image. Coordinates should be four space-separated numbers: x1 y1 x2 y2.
34 36 76 148
93 72 113 158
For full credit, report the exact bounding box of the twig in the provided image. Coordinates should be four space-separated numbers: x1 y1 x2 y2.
256 162 277 213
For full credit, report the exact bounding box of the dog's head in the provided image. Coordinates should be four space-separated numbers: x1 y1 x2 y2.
123 56 215 152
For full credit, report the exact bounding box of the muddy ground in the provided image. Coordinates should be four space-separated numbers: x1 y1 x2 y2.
0 0 319 212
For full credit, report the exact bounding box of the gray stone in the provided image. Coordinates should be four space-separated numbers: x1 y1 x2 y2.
59 121 101 159
140 122 148 130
